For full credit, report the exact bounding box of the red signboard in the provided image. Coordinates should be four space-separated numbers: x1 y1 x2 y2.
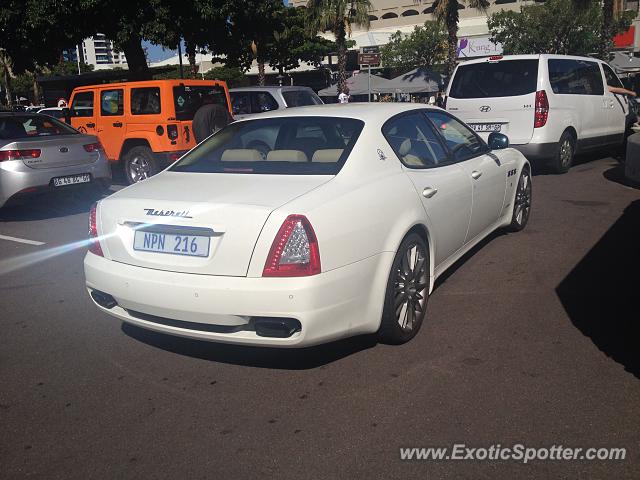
613 26 635 48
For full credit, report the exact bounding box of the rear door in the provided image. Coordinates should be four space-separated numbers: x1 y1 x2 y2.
69 90 97 136
96 88 125 161
447 58 539 145
383 112 472 267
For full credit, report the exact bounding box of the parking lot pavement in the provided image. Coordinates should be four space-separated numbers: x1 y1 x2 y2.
0 156 639 479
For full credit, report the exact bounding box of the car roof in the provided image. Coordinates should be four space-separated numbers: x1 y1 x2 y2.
234 102 440 122
457 53 604 67
72 79 227 92
229 86 313 92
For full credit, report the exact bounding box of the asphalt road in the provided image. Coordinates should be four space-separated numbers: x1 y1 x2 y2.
1 156 639 479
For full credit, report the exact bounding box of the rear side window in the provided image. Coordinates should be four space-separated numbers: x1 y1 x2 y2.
254 92 278 112
173 85 228 121
230 92 251 115
170 116 364 175
70 91 94 117
0 115 77 139
282 89 323 107
382 113 448 168
449 60 539 98
101 89 124 116
131 87 161 115
602 63 623 89
548 59 604 95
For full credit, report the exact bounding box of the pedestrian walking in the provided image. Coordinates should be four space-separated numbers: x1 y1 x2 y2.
192 94 233 144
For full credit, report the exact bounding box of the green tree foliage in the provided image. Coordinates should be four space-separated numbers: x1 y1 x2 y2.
488 0 633 57
433 0 490 76
307 0 373 94
204 67 250 88
380 21 447 72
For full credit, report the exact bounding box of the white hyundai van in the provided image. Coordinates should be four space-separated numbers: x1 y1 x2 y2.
446 54 632 173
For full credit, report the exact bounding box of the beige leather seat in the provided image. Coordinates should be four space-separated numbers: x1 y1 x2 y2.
398 138 424 167
266 150 308 162
311 149 344 163
220 149 263 162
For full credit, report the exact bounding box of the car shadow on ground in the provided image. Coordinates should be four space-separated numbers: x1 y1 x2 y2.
603 164 640 189
0 189 103 222
122 323 378 369
556 200 640 379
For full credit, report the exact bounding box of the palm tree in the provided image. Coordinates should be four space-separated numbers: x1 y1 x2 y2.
307 0 372 95
433 0 490 77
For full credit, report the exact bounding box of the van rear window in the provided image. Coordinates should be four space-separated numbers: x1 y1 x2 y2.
173 85 228 121
449 60 539 98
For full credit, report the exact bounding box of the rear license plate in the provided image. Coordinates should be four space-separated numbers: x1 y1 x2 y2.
53 173 91 187
469 123 502 132
133 231 210 257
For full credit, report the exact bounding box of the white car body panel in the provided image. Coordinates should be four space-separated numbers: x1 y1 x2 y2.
85 103 529 347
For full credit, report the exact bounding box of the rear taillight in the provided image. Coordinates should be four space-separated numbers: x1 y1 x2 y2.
534 90 549 128
89 202 104 257
0 149 41 162
262 215 321 277
83 142 104 152
167 124 179 140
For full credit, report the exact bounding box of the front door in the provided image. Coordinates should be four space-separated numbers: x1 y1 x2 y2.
97 88 126 161
426 110 506 243
601 62 629 142
69 91 97 136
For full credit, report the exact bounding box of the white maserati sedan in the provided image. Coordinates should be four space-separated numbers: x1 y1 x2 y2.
84 103 531 347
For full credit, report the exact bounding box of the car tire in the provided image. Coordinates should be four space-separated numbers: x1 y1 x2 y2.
378 232 429 345
123 146 157 184
553 130 575 174
507 166 532 232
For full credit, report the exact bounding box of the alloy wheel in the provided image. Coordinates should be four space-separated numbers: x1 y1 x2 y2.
560 139 573 168
393 243 428 332
514 169 532 226
129 156 150 183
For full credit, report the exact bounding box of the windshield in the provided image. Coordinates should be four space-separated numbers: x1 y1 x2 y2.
282 89 323 107
173 85 228 121
0 114 78 139
170 116 364 175
449 59 539 98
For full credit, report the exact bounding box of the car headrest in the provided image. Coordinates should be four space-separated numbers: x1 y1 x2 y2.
220 149 262 162
311 149 344 163
266 150 308 162
398 138 412 156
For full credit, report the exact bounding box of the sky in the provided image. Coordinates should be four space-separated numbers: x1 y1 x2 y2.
143 0 291 62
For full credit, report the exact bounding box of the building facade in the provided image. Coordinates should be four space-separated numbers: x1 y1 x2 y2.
80 34 127 70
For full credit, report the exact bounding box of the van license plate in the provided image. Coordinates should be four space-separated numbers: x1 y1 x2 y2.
470 123 502 132
133 231 210 257
53 174 91 187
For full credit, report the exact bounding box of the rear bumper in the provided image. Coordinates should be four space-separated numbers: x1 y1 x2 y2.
84 251 393 347
510 142 558 162
0 156 111 208
154 150 188 169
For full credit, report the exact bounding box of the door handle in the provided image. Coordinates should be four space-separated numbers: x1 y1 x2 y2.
86 122 95 128
471 170 482 179
113 121 123 127
422 187 438 198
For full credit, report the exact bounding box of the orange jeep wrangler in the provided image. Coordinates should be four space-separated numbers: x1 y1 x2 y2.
68 79 231 184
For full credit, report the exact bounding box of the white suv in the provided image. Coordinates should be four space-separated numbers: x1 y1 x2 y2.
446 54 632 173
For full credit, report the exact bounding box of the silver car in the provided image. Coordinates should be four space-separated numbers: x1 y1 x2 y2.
229 86 323 121
0 113 111 209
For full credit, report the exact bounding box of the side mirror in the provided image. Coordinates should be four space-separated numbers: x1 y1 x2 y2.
488 132 509 150
62 107 71 124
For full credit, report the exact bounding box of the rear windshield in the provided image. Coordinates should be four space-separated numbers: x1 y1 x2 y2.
282 89 323 107
449 59 539 98
170 116 364 175
0 115 78 139
173 85 228 121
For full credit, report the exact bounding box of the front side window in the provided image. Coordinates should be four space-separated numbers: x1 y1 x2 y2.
173 85 228 121
70 91 94 117
230 92 251 115
449 60 539 99
602 63 624 89
282 89 323 107
0 115 77 139
170 116 364 175
548 59 605 95
426 111 487 161
131 87 161 115
100 89 124 116
383 113 448 168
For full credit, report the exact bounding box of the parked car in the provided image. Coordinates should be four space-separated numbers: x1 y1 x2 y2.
85 103 531 347
68 79 232 184
38 107 68 120
446 54 631 173
229 86 323 120
0 112 111 209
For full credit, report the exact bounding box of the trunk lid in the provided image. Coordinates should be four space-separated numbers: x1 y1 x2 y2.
99 172 332 276
11 134 98 169
446 57 540 145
